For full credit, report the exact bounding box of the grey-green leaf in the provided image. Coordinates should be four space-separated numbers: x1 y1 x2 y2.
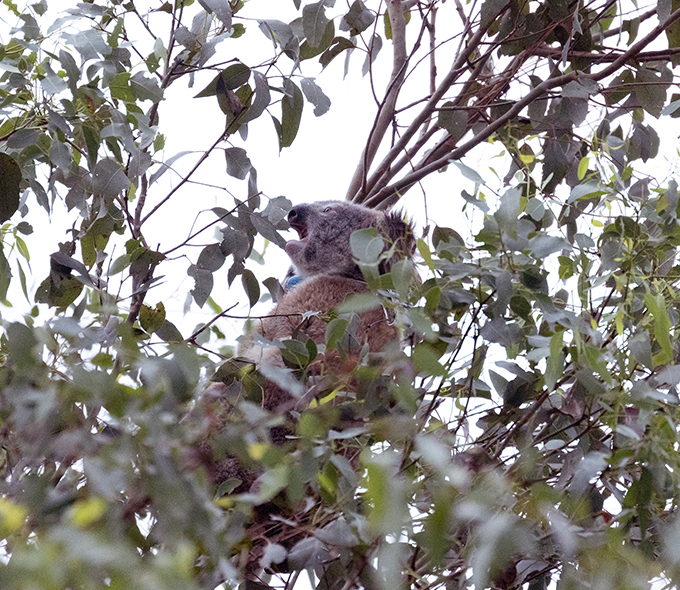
303 1 330 48
195 63 251 97
280 79 304 149
92 158 131 197
197 0 232 26
130 72 163 103
225 147 252 180
0 247 12 301
438 103 468 142
188 264 213 308
350 227 384 264
300 78 331 116
197 243 227 272
242 269 260 307
156 320 184 343
340 0 375 35
0 153 21 223
241 71 271 124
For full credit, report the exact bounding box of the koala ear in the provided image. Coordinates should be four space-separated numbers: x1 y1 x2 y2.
377 210 416 273
379 210 416 255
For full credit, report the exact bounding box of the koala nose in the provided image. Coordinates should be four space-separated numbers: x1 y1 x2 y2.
288 205 308 225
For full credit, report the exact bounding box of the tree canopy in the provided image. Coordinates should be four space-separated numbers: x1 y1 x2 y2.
2 0 680 588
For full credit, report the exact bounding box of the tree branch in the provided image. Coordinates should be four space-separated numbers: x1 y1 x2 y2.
364 5 680 208
349 14 502 204
346 0 410 201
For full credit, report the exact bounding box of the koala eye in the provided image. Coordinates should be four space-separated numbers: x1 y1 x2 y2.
323 206 333 213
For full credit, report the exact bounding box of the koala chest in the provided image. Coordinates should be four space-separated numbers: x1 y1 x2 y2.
256 275 397 352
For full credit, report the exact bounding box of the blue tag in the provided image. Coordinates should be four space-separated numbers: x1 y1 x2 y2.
285 275 303 290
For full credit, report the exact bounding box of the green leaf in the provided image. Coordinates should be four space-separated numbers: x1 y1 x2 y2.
299 19 335 59
666 0 680 52
241 269 260 307
644 292 673 363
156 319 183 342
545 331 564 391
568 181 606 203
325 318 349 349
35 274 83 308
195 63 251 97
337 292 381 314
303 1 330 47
108 72 134 102
629 330 653 369
412 343 446 376
280 79 304 149
109 254 130 275
0 153 21 223
0 247 11 301
319 37 354 68
82 123 100 168
577 156 589 180
130 72 163 103
390 259 413 300
417 238 434 271
635 68 669 118
383 8 411 40
480 0 511 29
140 302 166 334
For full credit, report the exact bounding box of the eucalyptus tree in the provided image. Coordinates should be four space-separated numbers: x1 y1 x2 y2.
2 1 680 589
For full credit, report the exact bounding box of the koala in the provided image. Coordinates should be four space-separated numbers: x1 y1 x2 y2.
241 200 415 409
194 201 414 489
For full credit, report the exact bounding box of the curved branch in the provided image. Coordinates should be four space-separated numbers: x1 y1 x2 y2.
346 0 411 201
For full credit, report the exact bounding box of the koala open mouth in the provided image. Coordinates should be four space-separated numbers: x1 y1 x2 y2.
285 219 308 260
289 220 308 241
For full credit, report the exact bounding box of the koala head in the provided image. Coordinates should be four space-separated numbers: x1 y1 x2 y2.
285 200 415 280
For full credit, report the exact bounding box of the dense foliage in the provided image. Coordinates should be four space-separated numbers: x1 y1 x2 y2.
2 0 680 588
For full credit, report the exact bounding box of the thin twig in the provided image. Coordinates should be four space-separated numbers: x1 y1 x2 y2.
141 133 225 224
186 303 239 343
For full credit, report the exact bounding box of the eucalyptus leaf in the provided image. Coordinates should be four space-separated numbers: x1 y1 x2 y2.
0 153 21 223
303 1 330 47
280 79 304 148
225 147 252 180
